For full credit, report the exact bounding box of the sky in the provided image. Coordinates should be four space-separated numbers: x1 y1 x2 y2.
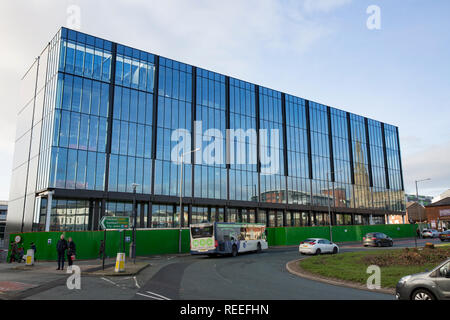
0 0 449 200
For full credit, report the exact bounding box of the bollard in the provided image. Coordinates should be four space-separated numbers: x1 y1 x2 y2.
115 253 125 273
25 249 34 266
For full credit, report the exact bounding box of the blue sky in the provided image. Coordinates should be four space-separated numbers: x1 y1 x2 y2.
0 0 449 199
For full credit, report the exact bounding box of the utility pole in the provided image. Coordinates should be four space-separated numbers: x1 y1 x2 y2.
131 183 139 264
178 148 200 253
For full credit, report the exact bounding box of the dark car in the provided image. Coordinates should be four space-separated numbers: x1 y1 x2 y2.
439 230 450 242
363 232 393 247
396 258 450 300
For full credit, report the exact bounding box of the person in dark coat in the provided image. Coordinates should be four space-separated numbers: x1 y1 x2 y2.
56 234 68 270
67 237 76 267
9 242 17 263
30 242 37 262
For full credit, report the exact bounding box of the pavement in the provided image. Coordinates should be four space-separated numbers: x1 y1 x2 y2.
0 237 443 300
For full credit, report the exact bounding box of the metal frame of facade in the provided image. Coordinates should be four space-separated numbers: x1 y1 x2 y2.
10 27 406 233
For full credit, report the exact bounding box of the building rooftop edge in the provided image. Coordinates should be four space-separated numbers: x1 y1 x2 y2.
54 26 399 129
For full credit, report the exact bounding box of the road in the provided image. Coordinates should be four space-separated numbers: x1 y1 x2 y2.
6 238 442 300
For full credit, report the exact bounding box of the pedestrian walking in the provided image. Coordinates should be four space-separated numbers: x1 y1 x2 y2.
67 237 76 267
17 246 24 263
9 241 17 263
30 242 37 262
98 240 105 259
56 234 68 270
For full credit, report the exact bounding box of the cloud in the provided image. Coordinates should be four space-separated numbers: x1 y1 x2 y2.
402 140 450 197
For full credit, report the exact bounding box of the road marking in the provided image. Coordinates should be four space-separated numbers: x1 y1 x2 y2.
101 277 117 286
136 292 164 300
133 276 140 289
145 290 171 300
101 277 126 289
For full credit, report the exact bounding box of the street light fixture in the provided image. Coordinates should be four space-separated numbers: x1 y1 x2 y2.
178 148 201 254
326 169 343 243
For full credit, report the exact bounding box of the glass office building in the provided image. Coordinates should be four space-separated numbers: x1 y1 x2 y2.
7 27 405 234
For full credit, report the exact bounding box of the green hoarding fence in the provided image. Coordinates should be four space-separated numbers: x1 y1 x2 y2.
7 224 417 261
7 229 191 261
266 224 418 246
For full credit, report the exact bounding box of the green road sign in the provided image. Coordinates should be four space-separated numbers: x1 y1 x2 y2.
100 216 130 230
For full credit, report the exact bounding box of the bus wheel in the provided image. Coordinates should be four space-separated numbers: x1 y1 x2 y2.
231 245 238 257
257 243 262 253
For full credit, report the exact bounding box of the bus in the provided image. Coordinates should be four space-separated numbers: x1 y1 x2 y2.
190 222 268 257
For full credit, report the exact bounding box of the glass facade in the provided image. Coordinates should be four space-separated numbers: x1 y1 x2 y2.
229 79 258 202
7 27 405 234
286 95 310 205
155 58 192 198
194 68 227 200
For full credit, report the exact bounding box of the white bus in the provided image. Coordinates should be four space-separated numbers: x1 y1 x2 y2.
190 222 268 257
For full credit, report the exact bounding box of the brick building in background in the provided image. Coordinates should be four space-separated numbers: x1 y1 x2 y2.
425 197 450 230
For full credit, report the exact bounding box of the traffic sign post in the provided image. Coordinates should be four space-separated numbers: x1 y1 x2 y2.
100 217 130 230
102 229 106 271
100 217 130 271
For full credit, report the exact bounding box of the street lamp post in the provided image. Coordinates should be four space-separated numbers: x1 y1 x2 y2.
326 169 343 243
326 172 333 242
178 148 200 254
415 178 431 237
131 183 139 264
327 169 343 242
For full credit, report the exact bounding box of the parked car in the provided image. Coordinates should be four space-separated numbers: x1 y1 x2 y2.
422 229 440 238
363 232 393 247
396 258 450 300
439 230 450 242
299 238 339 255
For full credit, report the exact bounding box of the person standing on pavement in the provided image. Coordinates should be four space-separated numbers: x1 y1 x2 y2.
56 234 68 270
9 241 17 263
30 242 37 262
67 237 76 267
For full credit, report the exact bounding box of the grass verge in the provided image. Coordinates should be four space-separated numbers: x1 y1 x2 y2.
299 246 450 289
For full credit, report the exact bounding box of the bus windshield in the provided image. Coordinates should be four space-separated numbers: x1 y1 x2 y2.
191 226 213 239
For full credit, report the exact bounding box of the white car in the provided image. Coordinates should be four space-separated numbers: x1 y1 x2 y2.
422 229 440 238
299 238 339 255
